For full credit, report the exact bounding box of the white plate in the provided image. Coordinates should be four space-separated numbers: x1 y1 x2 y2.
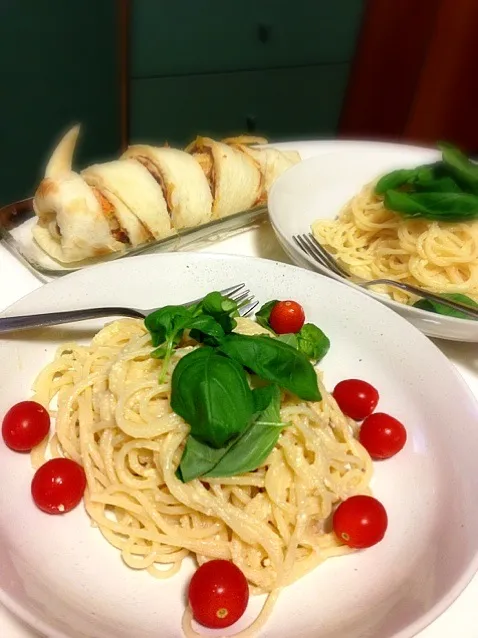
267 141 478 342
1 252 478 638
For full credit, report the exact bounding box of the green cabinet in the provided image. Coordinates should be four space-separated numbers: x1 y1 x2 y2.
0 0 120 205
131 65 351 146
130 0 365 144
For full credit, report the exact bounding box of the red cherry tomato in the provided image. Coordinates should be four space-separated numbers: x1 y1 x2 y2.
31 458 86 515
333 379 379 420
2 401 50 452
333 495 388 549
188 559 249 629
269 300 305 334
359 412 407 459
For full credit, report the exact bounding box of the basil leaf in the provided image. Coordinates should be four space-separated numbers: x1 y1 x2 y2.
171 346 254 448
413 293 478 320
203 385 286 478
144 305 191 347
255 300 278 330
188 314 225 346
297 323 330 361
218 334 321 401
177 436 226 482
276 333 298 348
439 142 478 194
196 291 238 334
375 168 422 194
384 190 478 221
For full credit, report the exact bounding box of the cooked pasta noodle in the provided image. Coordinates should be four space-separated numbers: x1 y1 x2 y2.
312 182 478 305
30 316 372 637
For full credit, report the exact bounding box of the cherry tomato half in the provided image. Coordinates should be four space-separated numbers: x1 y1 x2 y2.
333 495 388 549
359 412 407 459
269 300 305 335
31 458 86 515
188 559 249 629
2 401 50 452
333 379 379 420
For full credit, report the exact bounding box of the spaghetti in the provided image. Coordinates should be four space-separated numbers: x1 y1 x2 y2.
30 316 373 637
312 182 478 305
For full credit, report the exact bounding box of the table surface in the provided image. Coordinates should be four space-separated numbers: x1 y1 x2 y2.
2 144 478 637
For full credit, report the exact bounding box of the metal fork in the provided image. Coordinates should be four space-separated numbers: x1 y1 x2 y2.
0 284 258 334
293 233 478 320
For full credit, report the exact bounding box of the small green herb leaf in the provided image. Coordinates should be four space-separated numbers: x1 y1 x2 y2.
384 190 478 221
203 385 286 478
171 347 254 448
144 306 191 347
296 323 330 361
255 300 278 331
218 334 321 401
196 291 239 334
413 293 478 320
439 142 478 194
177 436 226 482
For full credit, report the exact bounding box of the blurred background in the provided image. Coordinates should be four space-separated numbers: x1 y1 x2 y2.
0 0 477 205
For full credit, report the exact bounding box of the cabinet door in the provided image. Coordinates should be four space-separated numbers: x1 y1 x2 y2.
0 0 120 205
131 65 351 145
132 0 365 77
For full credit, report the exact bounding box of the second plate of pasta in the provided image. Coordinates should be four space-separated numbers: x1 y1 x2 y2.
268 141 478 341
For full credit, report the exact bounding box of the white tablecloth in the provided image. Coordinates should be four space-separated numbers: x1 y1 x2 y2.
2 211 478 638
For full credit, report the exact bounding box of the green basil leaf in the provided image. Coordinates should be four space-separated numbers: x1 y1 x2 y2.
255 300 278 330
413 175 463 193
276 333 298 348
375 168 421 194
171 346 254 448
218 334 321 401
296 324 330 362
187 314 225 346
203 385 285 478
144 305 192 347
177 436 227 482
196 291 238 334
413 293 478 320
439 142 478 194
384 190 478 221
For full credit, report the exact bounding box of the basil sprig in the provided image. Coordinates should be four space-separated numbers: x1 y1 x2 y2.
145 293 330 482
413 293 478 320
145 292 239 381
375 143 478 221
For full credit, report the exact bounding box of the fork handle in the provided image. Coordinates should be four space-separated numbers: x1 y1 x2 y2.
0 307 144 334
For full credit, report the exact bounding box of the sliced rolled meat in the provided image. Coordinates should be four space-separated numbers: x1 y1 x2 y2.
222 136 300 199
121 145 213 229
82 160 173 240
185 137 262 219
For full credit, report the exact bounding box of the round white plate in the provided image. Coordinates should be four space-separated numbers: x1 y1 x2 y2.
1 252 478 638
267 140 478 342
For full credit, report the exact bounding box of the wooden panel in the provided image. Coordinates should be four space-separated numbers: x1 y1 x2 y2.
130 65 351 145
404 0 478 152
339 0 441 139
0 0 120 205
131 0 364 77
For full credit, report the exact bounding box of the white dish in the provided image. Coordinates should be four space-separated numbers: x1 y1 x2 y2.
267 140 478 342
1 252 478 638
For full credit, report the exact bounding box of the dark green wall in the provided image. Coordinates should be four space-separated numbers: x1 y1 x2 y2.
0 0 120 206
130 0 365 146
